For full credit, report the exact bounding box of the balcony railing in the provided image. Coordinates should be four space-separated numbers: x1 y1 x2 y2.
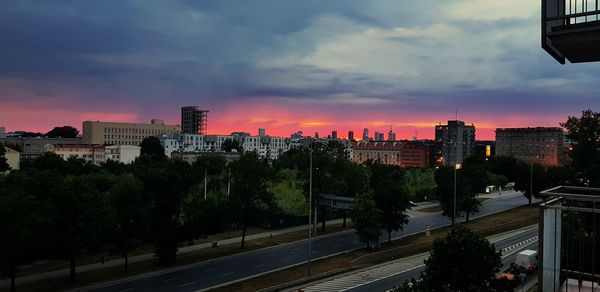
543 0 600 63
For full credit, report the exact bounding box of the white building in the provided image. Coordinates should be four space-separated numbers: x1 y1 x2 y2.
46 144 140 165
159 133 291 160
2 146 20 172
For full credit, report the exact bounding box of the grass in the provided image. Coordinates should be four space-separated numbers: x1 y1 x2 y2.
3 222 354 292
214 205 539 292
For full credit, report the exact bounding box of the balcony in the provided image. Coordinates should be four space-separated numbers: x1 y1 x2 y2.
543 0 600 63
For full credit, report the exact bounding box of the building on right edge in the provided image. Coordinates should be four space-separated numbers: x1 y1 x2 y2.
434 120 475 166
495 127 564 167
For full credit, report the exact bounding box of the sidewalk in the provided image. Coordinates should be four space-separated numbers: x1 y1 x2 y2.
0 218 349 288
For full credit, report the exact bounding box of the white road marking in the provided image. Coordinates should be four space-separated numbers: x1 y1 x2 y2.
180 282 196 287
221 272 234 277
161 277 178 283
253 264 265 269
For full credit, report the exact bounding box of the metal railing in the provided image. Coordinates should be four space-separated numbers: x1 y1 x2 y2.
545 0 600 25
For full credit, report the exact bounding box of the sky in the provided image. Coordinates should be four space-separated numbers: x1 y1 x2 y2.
1 0 599 140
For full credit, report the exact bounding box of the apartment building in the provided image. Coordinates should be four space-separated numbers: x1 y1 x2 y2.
159 133 291 160
495 127 564 167
82 119 180 146
352 141 431 168
434 120 476 166
47 144 140 165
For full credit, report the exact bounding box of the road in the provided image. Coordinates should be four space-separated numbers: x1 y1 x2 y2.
88 191 531 292
343 227 538 292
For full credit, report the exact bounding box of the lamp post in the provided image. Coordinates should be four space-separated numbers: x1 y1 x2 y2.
308 148 312 276
453 163 462 225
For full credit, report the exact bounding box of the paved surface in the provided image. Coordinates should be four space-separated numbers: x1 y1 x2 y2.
80 191 532 292
300 226 538 292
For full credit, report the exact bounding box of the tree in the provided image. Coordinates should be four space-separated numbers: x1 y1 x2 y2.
373 179 410 243
0 144 10 172
221 139 243 152
108 174 150 272
349 192 382 249
229 152 277 248
403 168 436 200
0 190 50 292
513 161 551 205
140 136 166 161
268 169 308 216
406 226 502 291
46 126 79 138
436 164 486 224
50 175 112 281
561 109 600 186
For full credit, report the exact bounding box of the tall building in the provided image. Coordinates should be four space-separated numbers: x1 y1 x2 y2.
331 130 338 140
362 128 369 141
495 127 564 167
314 132 319 139
374 132 385 142
0 127 5 138
352 141 431 168
181 106 209 135
82 120 180 146
434 120 476 166
258 128 266 137
348 131 354 141
388 130 396 142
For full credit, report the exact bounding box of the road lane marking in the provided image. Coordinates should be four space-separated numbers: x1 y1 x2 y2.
180 282 196 287
253 264 265 269
161 277 178 283
221 272 234 277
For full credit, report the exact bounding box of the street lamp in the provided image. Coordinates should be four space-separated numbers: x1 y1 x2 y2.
453 163 462 225
308 148 313 276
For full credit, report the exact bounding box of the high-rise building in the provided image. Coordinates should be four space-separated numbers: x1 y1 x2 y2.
181 106 209 135
362 128 369 141
314 132 319 139
388 130 396 142
348 131 354 141
82 120 180 146
258 128 266 137
0 127 5 138
434 120 476 166
495 127 564 167
332 130 338 140
374 132 385 142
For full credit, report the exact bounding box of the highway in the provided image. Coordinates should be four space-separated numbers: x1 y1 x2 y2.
343 227 538 292
88 191 531 292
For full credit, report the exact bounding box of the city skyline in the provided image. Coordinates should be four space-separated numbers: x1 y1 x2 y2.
1 0 599 140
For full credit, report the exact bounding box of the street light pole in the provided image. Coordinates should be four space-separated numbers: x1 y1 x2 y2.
308 148 312 276
453 165 457 226
529 161 533 206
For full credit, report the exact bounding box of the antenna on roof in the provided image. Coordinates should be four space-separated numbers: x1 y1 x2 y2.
455 107 458 121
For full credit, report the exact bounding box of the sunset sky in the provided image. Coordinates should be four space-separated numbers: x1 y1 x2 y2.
1 0 599 140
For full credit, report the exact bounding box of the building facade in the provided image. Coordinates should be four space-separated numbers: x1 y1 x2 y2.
3 146 20 171
48 144 140 165
362 128 369 141
0 137 83 160
348 131 354 141
171 151 241 164
434 120 476 166
181 106 209 135
82 120 180 146
495 127 564 167
0 127 5 138
352 141 431 168
159 133 291 160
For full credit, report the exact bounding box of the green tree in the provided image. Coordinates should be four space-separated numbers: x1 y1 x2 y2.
349 192 383 249
221 139 243 152
0 190 51 292
561 109 600 186
181 193 228 244
514 161 551 205
0 144 10 172
403 168 436 200
410 226 502 291
108 174 150 272
373 179 410 243
140 136 166 161
268 169 308 216
46 126 79 138
51 175 112 281
229 152 277 248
